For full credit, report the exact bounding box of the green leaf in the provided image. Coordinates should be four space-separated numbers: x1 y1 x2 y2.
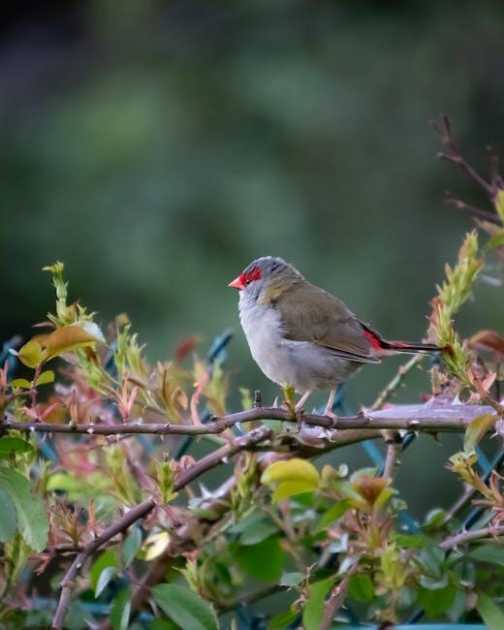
302 576 334 630
11 378 32 390
464 413 495 453
418 584 456 617
267 608 298 630
122 526 142 568
235 536 285 582
90 550 118 592
477 593 504 630
240 520 278 545
0 488 17 543
495 189 504 222
420 573 449 590
469 544 504 567
272 481 317 503
417 545 445 578
393 533 429 549
374 486 396 510
143 531 170 561
423 508 447 531
279 571 304 587
0 467 48 551
229 512 278 545
46 471 112 501
36 370 55 386
18 340 45 368
315 500 352 532
95 565 117 598
331 480 368 507
261 458 320 500
0 437 33 459
261 458 320 487
348 573 374 602
447 588 466 623
110 586 131 630
152 583 219 630
149 620 179 630
44 325 103 361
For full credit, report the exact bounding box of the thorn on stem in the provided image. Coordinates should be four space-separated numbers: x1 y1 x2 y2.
254 390 262 408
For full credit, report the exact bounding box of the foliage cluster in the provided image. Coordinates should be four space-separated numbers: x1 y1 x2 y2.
1 121 504 629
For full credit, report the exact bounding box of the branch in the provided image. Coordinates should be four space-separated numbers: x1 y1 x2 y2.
129 478 236 618
173 426 272 490
370 355 425 412
370 354 425 479
440 525 504 551
52 499 156 630
3 402 498 438
382 439 401 480
446 194 502 225
433 114 495 196
320 571 356 630
52 426 273 629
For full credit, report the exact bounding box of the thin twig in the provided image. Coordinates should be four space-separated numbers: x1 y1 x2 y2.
382 440 401 480
320 571 355 630
173 427 272 490
433 114 495 196
370 354 425 479
443 449 504 528
370 355 425 412
443 484 477 524
446 195 502 225
51 426 273 629
440 525 504 551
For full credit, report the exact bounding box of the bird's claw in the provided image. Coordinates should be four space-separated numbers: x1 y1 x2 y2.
323 408 338 429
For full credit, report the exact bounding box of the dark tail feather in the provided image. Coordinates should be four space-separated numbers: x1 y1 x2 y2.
360 324 451 355
383 340 447 354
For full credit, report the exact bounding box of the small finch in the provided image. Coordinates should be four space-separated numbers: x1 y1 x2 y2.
229 256 444 415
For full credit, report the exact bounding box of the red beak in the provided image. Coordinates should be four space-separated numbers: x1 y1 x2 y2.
228 275 245 290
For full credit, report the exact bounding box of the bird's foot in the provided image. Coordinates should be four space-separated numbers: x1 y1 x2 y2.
323 409 338 427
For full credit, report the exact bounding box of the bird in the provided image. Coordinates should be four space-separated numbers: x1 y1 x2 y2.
228 256 445 416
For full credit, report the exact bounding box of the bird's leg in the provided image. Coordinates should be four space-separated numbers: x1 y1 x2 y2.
281 385 297 417
295 390 312 413
282 387 311 430
293 389 312 432
324 388 338 420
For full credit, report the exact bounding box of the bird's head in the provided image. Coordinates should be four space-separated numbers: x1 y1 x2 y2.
228 257 303 302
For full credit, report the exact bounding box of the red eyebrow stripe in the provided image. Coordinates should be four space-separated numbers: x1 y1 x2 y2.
241 267 262 284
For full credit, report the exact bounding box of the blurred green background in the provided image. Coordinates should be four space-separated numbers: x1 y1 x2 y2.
2 0 504 516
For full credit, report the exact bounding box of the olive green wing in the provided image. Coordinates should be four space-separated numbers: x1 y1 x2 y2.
275 282 380 363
